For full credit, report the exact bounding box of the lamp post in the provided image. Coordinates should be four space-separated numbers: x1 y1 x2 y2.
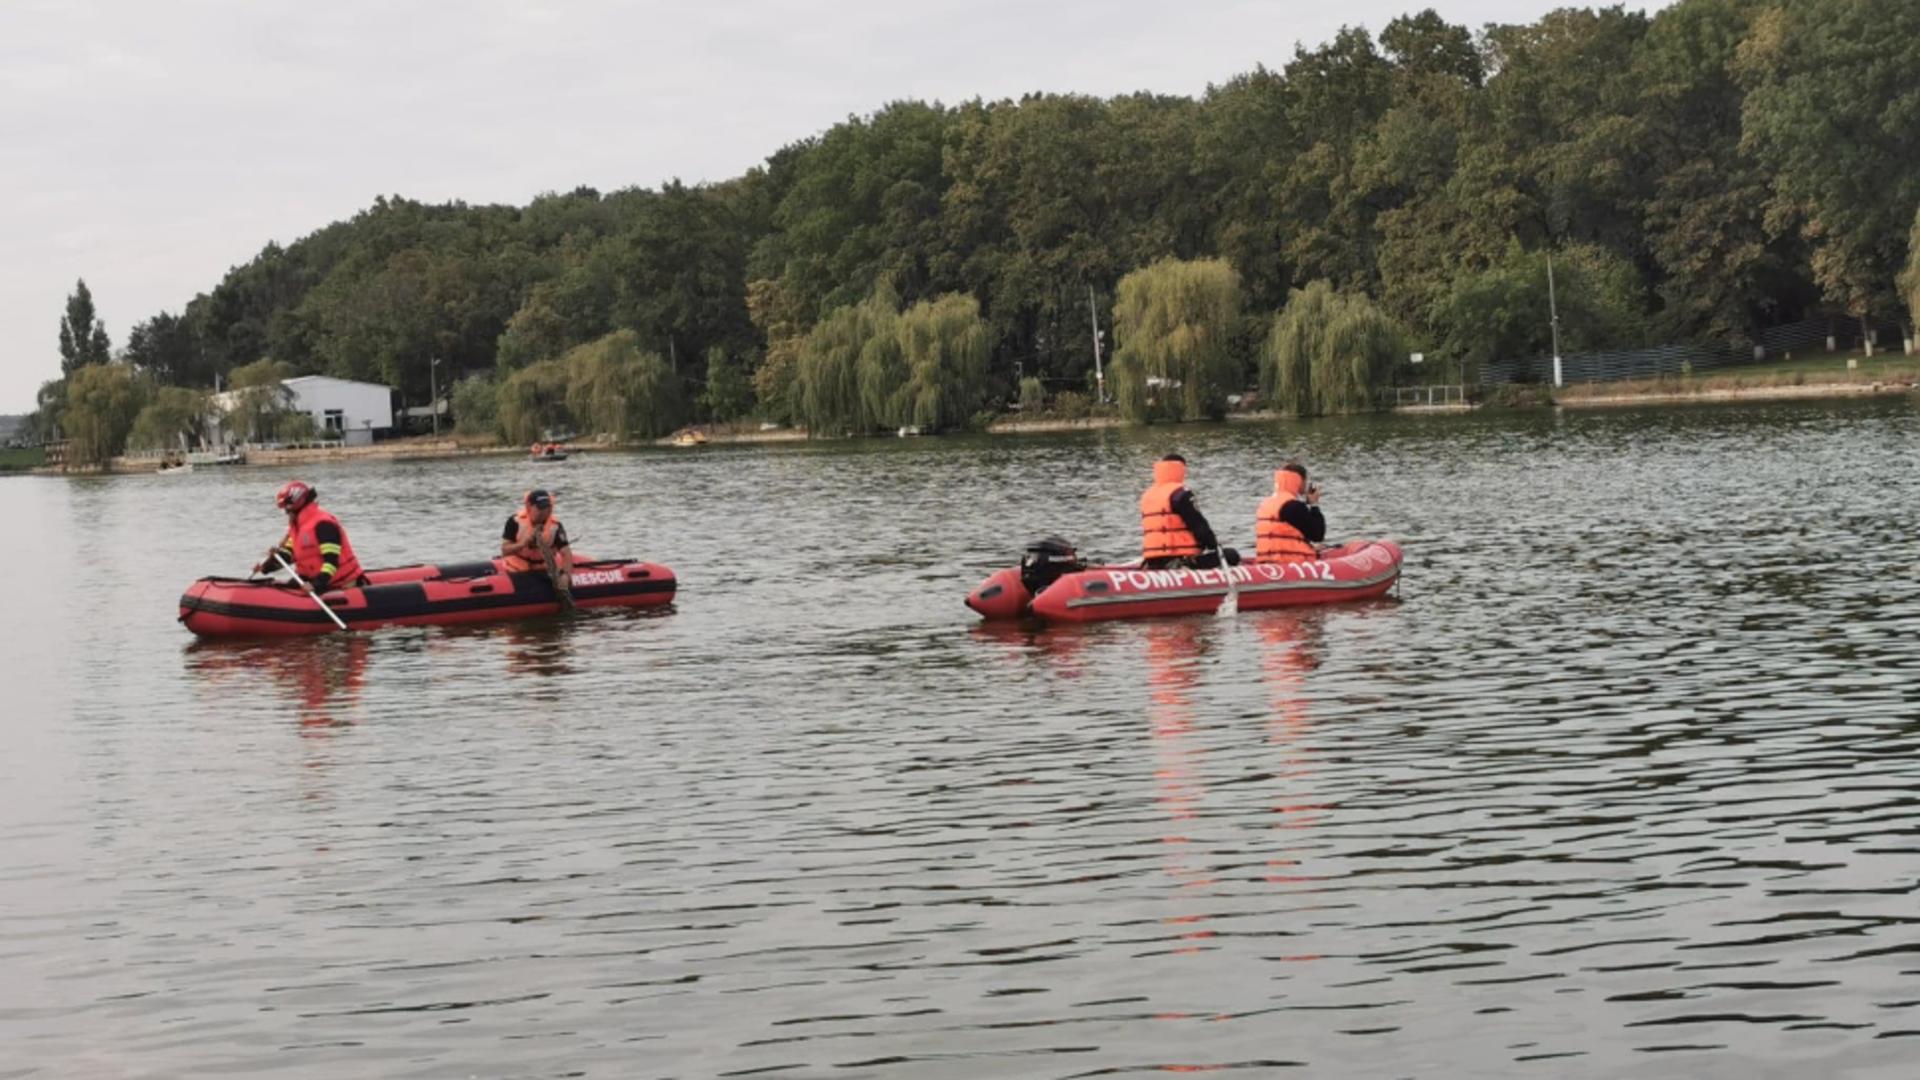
429 355 443 436
1547 252 1564 388
1088 284 1107 404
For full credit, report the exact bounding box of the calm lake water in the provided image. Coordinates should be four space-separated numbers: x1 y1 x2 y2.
4 397 1919 1078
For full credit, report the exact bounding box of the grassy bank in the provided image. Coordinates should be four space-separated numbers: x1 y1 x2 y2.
1556 351 1920 405
0 447 46 473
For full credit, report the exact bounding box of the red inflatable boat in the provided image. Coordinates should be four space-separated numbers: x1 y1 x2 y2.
966 539 1401 623
179 557 675 638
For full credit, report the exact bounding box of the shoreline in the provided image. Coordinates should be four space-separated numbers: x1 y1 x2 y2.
1555 379 1917 409
21 378 1917 476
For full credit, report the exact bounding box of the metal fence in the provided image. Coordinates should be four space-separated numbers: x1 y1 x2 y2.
1394 385 1468 407
1481 316 1911 386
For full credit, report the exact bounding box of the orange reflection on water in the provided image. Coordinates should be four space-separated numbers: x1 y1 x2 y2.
1258 613 1329 887
1142 620 1218 956
185 635 371 734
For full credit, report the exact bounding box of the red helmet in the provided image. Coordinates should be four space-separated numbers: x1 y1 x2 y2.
274 480 315 511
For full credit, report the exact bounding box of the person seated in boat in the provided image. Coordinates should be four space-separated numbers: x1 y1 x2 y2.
500 488 572 585
253 480 366 592
1140 453 1238 570
1255 461 1326 563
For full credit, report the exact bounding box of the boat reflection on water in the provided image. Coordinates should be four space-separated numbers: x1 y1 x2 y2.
1255 612 1328 889
964 619 1094 678
183 635 371 733
1141 619 1219 959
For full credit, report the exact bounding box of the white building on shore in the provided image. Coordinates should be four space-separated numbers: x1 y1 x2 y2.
210 375 395 447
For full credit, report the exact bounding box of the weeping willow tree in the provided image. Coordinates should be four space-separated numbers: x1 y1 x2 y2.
223 358 301 442
562 329 686 441
497 356 572 444
855 300 907 428
797 282 895 435
128 386 211 450
1262 281 1407 416
899 293 989 431
62 362 148 466
795 302 874 436
1110 258 1243 422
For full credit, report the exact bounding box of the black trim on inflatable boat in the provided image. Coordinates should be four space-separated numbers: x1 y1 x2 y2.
180 572 675 626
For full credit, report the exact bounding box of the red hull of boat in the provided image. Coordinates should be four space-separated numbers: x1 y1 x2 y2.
179 557 674 638
966 540 1401 623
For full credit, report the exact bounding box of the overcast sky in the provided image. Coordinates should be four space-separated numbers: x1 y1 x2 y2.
0 0 1675 412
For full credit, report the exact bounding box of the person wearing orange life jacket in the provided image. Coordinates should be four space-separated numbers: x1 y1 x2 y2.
1255 461 1326 563
500 488 572 582
1140 453 1240 570
254 481 366 592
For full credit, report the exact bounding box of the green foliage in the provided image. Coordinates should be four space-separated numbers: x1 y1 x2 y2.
792 285 990 433
1263 281 1407 416
854 285 907 428
700 346 755 421
452 375 500 436
1902 206 1920 333
1736 0 1920 321
128 386 211 450
223 359 304 442
1110 258 1243 422
491 329 686 443
496 358 571 445
561 329 686 441
1019 377 1046 412
61 364 147 465
746 277 806 424
124 312 200 386
898 292 990 431
795 300 878 436
96 0 1919 420
1435 245 1649 380
28 379 68 442
59 279 112 375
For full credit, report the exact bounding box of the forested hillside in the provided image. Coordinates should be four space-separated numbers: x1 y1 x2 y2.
34 0 1920 450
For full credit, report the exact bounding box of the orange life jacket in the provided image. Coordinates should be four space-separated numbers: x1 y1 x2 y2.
1140 459 1203 559
1256 470 1317 563
287 503 362 586
502 508 562 572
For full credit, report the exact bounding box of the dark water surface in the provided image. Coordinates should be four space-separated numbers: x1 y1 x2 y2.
4 398 1919 1078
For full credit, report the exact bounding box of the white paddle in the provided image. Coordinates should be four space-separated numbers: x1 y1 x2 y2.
273 550 349 631
1216 549 1240 617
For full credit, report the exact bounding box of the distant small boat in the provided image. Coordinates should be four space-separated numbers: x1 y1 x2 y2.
157 462 193 476
530 450 569 462
186 450 243 466
897 425 922 438
671 430 708 448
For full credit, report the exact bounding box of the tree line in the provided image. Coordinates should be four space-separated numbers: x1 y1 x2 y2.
30 0 1920 460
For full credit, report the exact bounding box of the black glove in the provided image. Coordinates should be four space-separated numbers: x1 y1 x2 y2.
309 571 333 593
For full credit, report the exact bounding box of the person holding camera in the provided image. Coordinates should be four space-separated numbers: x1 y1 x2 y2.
1254 461 1326 563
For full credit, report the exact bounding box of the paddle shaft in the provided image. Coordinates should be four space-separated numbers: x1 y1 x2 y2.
272 551 349 631
536 530 573 611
